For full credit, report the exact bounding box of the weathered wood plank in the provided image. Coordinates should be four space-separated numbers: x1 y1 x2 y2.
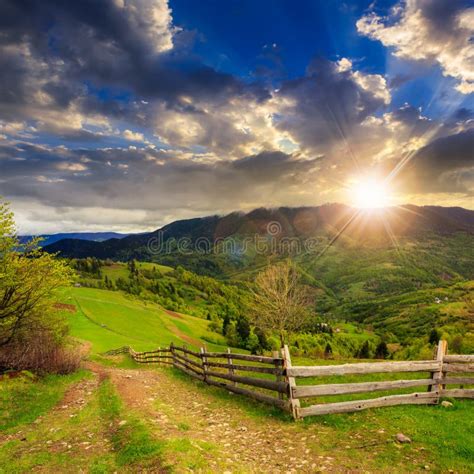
443 355 474 363
282 344 301 419
430 339 447 393
293 378 435 398
204 361 283 375
204 352 283 364
440 389 474 398
135 349 171 356
288 361 441 377
443 363 474 373
299 392 438 417
200 347 208 383
173 346 201 358
136 355 173 360
442 377 474 385
206 379 289 409
227 348 236 386
173 358 204 377
206 370 288 393
173 352 203 371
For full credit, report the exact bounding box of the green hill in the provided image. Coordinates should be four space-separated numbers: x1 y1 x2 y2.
59 286 228 354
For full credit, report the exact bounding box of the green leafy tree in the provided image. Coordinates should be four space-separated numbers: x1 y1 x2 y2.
222 314 230 335
236 316 251 344
246 331 260 354
0 200 73 348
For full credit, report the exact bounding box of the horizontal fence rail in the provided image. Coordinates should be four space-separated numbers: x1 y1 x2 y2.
103 340 473 419
289 340 474 418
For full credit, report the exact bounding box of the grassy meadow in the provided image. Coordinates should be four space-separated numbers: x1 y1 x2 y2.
59 286 229 354
1 256 472 473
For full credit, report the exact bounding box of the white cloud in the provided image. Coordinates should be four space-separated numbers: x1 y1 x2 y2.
117 0 177 54
123 129 145 141
357 0 474 93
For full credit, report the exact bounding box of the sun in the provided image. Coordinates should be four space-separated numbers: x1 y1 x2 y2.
350 178 392 209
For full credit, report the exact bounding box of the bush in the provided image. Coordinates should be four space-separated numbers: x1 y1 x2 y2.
0 332 82 374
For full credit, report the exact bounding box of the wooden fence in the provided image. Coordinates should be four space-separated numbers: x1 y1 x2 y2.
104 340 474 419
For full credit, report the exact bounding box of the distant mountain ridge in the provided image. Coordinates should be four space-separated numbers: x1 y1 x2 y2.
43 204 474 259
20 232 130 247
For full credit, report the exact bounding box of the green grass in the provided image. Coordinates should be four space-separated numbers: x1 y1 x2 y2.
164 366 473 472
0 370 88 433
58 286 230 354
101 262 173 283
97 379 165 468
98 376 217 472
303 400 474 473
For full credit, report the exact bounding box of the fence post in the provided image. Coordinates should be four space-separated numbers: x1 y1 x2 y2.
200 347 208 383
182 345 189 367
431 340 448 399
158 346 161 366
282 344 300 419
274 350 284 400
227 348 236 386
170 342 176 368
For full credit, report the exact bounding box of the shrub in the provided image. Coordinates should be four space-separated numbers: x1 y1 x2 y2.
0 332 82 374
0 199 76 373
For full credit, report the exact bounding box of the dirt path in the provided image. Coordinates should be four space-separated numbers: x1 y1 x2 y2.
1 360 436 473
87 362 341 473
0 373 113 468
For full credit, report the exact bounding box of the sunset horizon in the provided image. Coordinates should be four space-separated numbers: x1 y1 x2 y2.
0 0 472 234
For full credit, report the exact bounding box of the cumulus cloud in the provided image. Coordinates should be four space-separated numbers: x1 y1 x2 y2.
0 140 324 231
357 0 474 93
0 0 473 232
0 0 266 132
273 58 390 164
123 129 145 142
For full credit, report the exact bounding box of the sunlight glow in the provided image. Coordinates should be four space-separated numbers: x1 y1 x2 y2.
351 179 392 209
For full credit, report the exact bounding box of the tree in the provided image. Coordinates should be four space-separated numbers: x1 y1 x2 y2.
375 341 389 359
357 340 371 359
254 327 270 352
236 316 251 344
429 328 440 346
222 314 230 335
249 260 312 345
0 200 73 348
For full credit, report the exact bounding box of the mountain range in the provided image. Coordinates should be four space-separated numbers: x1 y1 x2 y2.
20 232 130 248
43 204 474 261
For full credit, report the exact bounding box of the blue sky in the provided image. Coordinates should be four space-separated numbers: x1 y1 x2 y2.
0 0 472 233
171 0 387 77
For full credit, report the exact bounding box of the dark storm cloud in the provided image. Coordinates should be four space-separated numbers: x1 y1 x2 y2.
397 129 474 194
0 0 268 123
275 58 390 152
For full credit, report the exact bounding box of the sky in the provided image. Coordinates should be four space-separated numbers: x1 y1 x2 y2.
0 0 473 234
